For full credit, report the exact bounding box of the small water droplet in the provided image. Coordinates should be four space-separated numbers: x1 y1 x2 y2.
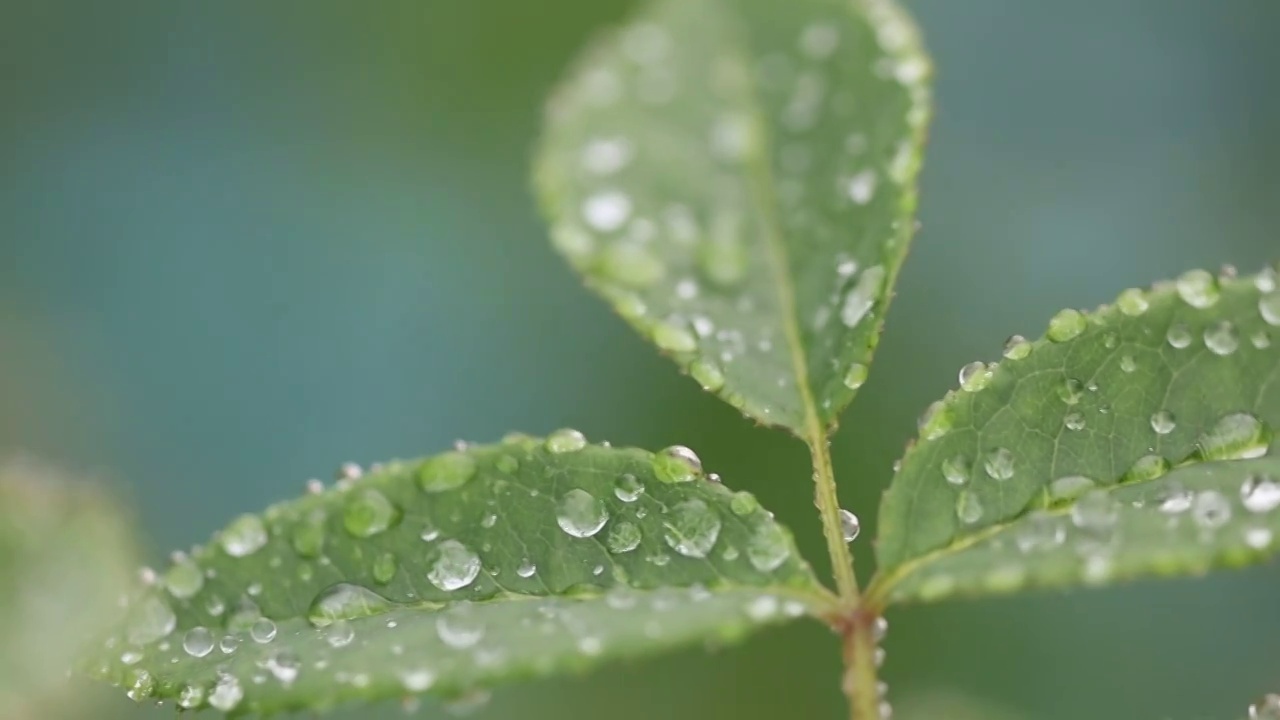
843 363 869 390
1196 412 1270 460
1047 309 1086 342
1241 474 1280 513
653 319 697 353
428 540 482 591
653 445 702 483
1245 526 1275 550
290 510 327 558
663 499 722 558
1070 490 1118 533
845 169 878 205
917 400 952 440
958 361 992 392
417 452 478 493
1122 454 1170 483
343 488 401 538
250 618 277 644
581 190 632 232
941 455 969 486
373 553 398 584
690 359 726 391
1058 378 1085 405
838 509 860 542
1204 320 1239 356
614 475 644 503
436 604 485 649
840 265 886 328
556 488 609 538
1048 475 1096 503
324 619 355 648
983 448 1015 481
178 684 205 709
127 595 176 646
1192 490 1231 529
182 627 214 658
1151 410 1177 435
308 583 394 627
729 491 760 516
208 673 244 712
1119 355 1137 373
1002 335 1032 360
607 521 642 554
515 558 537 578
1064 412 1086 431
956 490 983 524
265 649 301 685
164 557 205 600
546 428 588 454
220 514 268 558
1176 269 1220 308
746 523 791 572
1252 330 1273 349
1261 292 1280 326
600 243 665 288
1015 512 1065 552
1116 288 1149 316
1166 324 1192 349
1157 482 1194 514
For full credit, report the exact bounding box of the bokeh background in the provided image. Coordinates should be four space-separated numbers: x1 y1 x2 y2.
3 1 1278 718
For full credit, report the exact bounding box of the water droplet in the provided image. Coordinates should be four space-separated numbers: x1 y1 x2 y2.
208 673 244 712
420 522 441 543
127 595 176 646
250 618 277 644
429 540 482 591
1047 309 1086 342
1064 412 1086 431
557 489 609 538
219 634 240 654
719 493 756 519
608 521 642 553
399 668 437 693
436 604 484 649
1261 292 1280 326
845 170 877 205
373 553 398 584
220 514 268 557
417 451 477 493
1002 335 1032 360
1015 512 1064 552
653 445 702 483
843 363 869 390
324 619 355 648
958 361 992 392
746 523 791 572
653 319 697 353
745 595 780 621
840 265 886 328
983 448 1015 481
164 557 205 599
917 400 952 440
265 649 301 685
1196 412 1270 460
606 475 643 505
182 627 214 658
1241 474 1280 513
1116 288 1149 316
1058 378 1085 405
838 509 860 542
1246 526 1274 550
1253 330 1272 349
1204 320 1239 356
1157 482 1193 514
1192 490 1231 529
690 360 726 391
1150 410 1177 435
343 488 400 538
663 499 722 558
1176 269 1219 308
600 243 665 288
124 668 155 702
1070 490 1118 532
308 583 395 627
178 684 205 709
1166 324 1192 349
1048 475 1097 503
290 510 327 558
1122 454 1170 483
581 190 632 232
546 428 588 454
941 455 969 486
956 490 983 524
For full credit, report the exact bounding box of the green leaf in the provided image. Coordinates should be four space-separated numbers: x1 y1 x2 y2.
872 265 1280 604
534 0 931 435
85 436 826 715
1 458 138 718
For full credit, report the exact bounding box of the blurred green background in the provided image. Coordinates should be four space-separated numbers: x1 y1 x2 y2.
2 1 1278 718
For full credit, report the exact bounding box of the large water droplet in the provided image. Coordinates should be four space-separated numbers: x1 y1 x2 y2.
127 595 177 646
546 429 588 454
164 557 205 600
428 540 482 591
1122 454 1170 483
417 451 477 493
1196 412 1269 460
436 604 485 649
1047 309 1086 342
343 488 401 538
1166 324 1192 349
608 521 642 553
840 265 886 328
182 627 214 658
1204 320 1239 356
839 509 860 542
220 514 268 558
746 523 791 572
557 489 609 538
729 491 759 516
1002 335 1032 360
958 361 992 392
663 500 722 558
1241 474 1280 513
308 583 395 627
653 445 702 483
614 474 644 502
1150 410 1177 435
1175 269 1219 308
983 448 1015 481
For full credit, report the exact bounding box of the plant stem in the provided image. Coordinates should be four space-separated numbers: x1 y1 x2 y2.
808 438 859 601
841 616 883 720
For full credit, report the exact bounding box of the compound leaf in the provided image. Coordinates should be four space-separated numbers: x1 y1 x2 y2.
535 0 931 436
873 265 1280 604
84 436 827 715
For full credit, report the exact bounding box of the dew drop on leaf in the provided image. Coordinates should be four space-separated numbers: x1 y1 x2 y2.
982 448 1015 481
372 552 398 585
556 489 609 538
416 451 478 493
1064 412 1086 431
840 265 886 328
1048 475 1096 503
1261 292 1280 326
1046 309 1086 342
653 445 702 483
545 429 588 454
164 557 205 599
1122 454 1170 484
1150 410 1177 435
607 521 642 554
428 540 483 591
1166 324 1193 349
955 490 983 524
220 514 268 558
1240 474 1280 513
436 604 485 649
663 499 721 558
843 362 869 390
182 627 214 658
1002 334 1032 360
290 510 327 558
307 583 395 627
1057 378 1085 405
1070 490 1118 533
1116 288 1149 316
581 190 632 232
613 473 644 502
127 595 177 646
941 455 969 486
1204 320 1239 356
729 491 759 516
958 361 991 392
208 673 244 712
746 523 791 572
1175 269 1220 308
838 509 860 542
343 489 401 538
1191 490 1231 529
250 618 277 644
1195 412 1269 460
